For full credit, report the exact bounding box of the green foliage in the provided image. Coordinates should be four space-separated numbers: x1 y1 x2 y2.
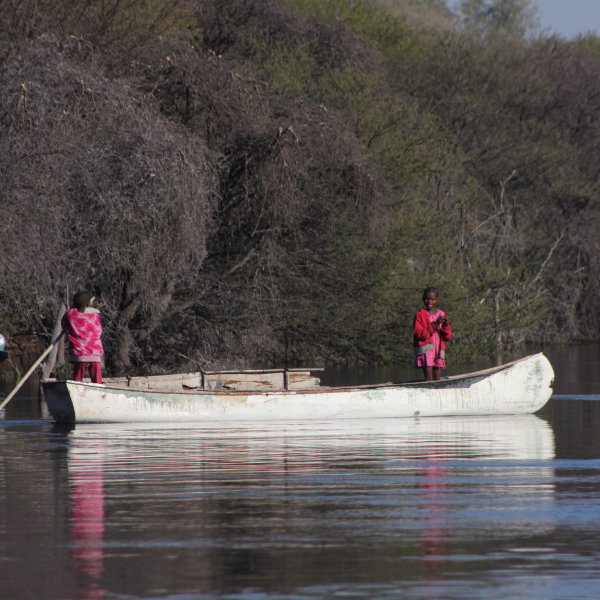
577 35 600 60
255 42 314 96
456 0 539 38
288 0 412 49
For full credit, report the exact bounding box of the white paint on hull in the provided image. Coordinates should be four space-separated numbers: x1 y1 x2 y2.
42 353 554 424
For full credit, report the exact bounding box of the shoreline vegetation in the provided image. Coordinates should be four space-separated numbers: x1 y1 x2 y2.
2 0 600 376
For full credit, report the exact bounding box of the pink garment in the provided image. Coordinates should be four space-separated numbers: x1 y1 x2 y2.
62 307 104 363
414 309 447 369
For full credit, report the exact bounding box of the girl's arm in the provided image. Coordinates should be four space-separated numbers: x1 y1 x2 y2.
438 314 452 341
413 310 434 341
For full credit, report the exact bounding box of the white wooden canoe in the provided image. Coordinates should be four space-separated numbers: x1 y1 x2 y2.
41 353 554 424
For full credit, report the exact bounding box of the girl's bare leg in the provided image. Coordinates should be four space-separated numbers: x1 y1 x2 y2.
422 366 434 381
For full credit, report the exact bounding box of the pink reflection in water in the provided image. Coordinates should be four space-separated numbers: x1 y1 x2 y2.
419 451 449 573
70 444 105 599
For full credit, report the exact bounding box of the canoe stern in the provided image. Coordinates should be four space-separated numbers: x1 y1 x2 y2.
43 380 76 423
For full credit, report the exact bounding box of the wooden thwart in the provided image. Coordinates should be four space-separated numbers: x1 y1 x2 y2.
104 368 323 392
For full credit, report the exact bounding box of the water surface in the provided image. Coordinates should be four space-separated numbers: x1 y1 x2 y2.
1 346 600 599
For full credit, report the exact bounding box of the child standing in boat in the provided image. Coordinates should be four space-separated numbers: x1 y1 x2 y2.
61 291 104 384
413 286 452 381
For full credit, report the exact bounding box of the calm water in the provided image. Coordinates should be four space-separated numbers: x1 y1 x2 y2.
1 345 600 600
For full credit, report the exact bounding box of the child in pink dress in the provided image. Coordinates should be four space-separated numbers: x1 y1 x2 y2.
61 291 104 383
413 286 452 381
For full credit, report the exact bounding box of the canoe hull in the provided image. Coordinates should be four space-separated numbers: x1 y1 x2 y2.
42 353 554 424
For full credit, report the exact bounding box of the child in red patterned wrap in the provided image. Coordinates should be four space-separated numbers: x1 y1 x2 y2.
413 286 452 381
61 291 104 383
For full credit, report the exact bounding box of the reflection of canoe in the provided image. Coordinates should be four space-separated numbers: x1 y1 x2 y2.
66 413 556 462
42 353 554 424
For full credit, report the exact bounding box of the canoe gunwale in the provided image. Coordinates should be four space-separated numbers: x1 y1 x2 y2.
41 352 548 396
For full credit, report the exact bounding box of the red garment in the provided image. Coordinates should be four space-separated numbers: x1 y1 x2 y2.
413 308 452 351
61 307 104 363
72 362 103 384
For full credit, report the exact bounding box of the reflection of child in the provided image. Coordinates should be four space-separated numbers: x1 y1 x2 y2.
413 286 452 381
61 291 104 383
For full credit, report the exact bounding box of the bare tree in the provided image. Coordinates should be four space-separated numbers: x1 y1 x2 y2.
0 36 215 371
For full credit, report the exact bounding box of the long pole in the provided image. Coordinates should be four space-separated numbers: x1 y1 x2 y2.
0 331 65 411
41 303 66 379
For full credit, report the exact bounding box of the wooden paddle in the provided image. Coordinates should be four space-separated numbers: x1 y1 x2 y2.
0 331 65 411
